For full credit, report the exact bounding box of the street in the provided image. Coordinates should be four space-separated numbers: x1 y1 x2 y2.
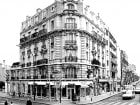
0 94 140 105
90 94 140 105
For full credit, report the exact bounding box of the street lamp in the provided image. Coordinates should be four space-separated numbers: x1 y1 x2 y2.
6 72 9 94
52 69 62 103
30 53 36 101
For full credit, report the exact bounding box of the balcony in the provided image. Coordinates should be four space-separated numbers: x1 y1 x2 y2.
63 9 77 14
64 40 77 50
38 29 47 36
20 36 29 43
17 77 19 80
21 63 25 68
11 77 15 80
65 75 77 78
41 75 47 79
27 76 31 79
33 76 38 79
31 32 38 38
11 62 20 68
26 62 31 67
20 29 47 44
65 23 77 29
37 59 48 65
65 40 77 45
65 55 78 62
21 76 25 79
64 45 77 50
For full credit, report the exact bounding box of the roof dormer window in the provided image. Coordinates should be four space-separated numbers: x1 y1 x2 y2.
67 3 75 10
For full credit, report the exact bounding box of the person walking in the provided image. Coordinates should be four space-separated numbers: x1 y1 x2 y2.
10 101 13 105
26 98 32 105
4 100 8 105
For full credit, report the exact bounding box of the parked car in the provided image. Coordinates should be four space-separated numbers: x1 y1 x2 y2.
122 90 135 99
134 87 140 94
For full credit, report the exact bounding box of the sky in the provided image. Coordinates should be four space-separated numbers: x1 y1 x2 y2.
0 0 139 74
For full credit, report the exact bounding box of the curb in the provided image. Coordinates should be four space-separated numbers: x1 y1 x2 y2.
0 96 51 105
77 92 121 105
0 92 121 105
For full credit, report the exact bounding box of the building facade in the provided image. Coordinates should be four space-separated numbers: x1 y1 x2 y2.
120 50 129 86
9 0 119 100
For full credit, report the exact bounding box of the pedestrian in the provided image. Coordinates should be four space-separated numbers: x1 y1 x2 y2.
10 101 13 105
18 92 21 98
4 100 8 105
26 98 32 105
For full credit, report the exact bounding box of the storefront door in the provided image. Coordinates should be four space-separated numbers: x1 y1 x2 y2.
68 88 74 99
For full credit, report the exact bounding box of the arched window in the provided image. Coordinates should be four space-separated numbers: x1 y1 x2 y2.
67 3 75 10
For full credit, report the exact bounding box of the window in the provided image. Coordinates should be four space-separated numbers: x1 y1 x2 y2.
22 51 25 61
66 18 75 24
86 22 89 31
66 18 76 29
28 32 31 35
107 60 109 66
35 28 38 32
67 3 75 10
86 37 88 48
68 32 76 41
86 51 88 60
42 24 46 29
51 20 54 30
65 67 77 78
42 9 47 19
34 44 38 56
51 37 54 48
51 51 54 60
51 5 56 12
35 15 39 24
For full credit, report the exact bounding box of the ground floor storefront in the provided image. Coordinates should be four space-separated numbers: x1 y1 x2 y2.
9 80 120 100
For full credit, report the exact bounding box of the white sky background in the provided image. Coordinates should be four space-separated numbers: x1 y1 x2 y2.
0 0 140 74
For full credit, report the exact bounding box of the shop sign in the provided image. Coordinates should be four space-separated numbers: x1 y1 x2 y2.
68 83 74 88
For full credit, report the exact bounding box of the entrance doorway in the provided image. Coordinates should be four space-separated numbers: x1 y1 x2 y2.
68 88 74 99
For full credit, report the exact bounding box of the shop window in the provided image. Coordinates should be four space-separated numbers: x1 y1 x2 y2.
62 87 66 97
86 87 90 96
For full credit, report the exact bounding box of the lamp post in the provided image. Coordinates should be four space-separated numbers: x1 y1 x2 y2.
6 73 9 94
31 53 36 101
52 69 62 103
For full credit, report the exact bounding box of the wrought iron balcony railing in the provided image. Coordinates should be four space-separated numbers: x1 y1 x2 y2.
65 56 78 62
65 40 77 45
33 59 48 66
65 75 77 78
33 76 38 79
38 29 47 36
27 76 31 79
41 75 47 79
64 44 77 50
65 23 77 29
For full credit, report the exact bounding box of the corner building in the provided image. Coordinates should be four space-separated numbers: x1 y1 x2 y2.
10 0 113 100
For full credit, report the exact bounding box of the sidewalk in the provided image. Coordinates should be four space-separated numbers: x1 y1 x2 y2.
0 91 121 105
77 92 121 105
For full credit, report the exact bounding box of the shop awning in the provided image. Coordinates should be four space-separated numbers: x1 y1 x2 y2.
28 81 54 85
61 81 92 87
62 81 81 86
99 79 108 83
